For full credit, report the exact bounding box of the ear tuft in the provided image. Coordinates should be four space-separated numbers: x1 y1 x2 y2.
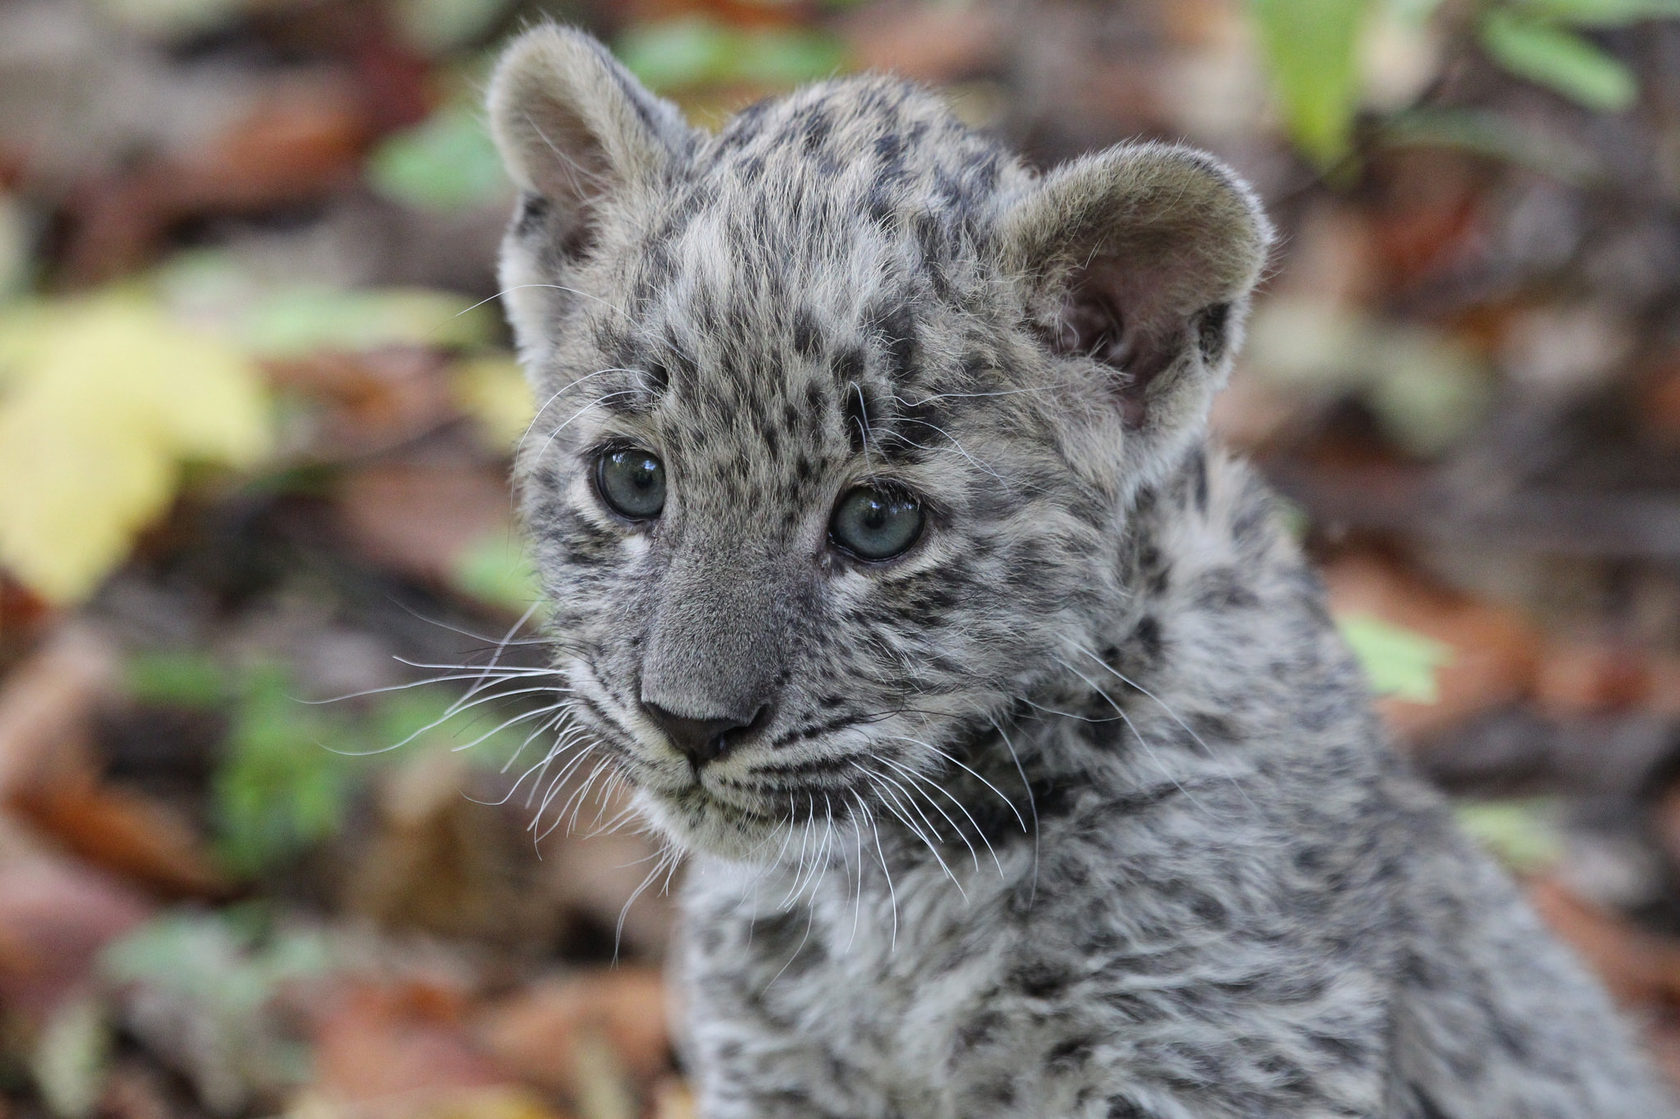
487 26 694 256
1000 144 1272 431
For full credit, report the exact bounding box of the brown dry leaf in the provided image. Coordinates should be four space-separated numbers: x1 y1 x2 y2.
0 625 116 801
1639 355 1680 448
842 4 1004 83
1324 552 1539 741
267 348 456 458
1528 875 1680 1008
333 460 513 587
309 978 507 1110
341 753 554 948
475 967 671 1102
0 836 152 1021
62 79 372 284
1532 640 1655 718
417 1087 575 1119
1366 149 1486 288
531 781 676 958
14 776 226 899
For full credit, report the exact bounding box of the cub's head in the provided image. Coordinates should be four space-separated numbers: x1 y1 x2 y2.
487 27 1270 861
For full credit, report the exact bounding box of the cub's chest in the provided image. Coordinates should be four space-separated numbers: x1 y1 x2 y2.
686 859 1027 1102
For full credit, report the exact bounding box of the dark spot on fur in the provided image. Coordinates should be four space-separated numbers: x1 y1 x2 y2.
1196 302 1231 363
514 192 549 236
793 307 822 358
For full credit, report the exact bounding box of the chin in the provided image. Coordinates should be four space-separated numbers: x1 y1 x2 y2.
633 785 791 864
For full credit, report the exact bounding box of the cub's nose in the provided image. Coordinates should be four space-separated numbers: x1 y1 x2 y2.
643 701 766 767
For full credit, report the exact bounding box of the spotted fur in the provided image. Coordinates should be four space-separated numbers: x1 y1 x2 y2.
488 26 1674 1118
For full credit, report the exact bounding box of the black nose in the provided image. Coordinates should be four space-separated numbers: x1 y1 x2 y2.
643 701 766 767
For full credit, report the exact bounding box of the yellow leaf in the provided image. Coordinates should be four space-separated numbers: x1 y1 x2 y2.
0 293 270 603
452 354 535 451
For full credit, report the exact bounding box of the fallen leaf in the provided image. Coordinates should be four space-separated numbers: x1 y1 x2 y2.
310 979 506 1109
14 777 227 899
1528 875 1680 1006
0 839 153 1022
341 751 553 947
266 347 456 455
1338 613 1453 703
0 625 116 801
1533 640 1655 716
367 104 510 212
31 992 111 1119
1325 552 1539 741
452 355 535 454
102 912 334 1113
475 968 672 1102
0 294 269 603
334 461 515 588
842 4 1004 83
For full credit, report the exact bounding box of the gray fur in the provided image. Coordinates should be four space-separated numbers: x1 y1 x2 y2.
488 25 1675 1118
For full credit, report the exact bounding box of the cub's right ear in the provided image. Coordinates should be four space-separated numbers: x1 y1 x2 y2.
488 26 695 259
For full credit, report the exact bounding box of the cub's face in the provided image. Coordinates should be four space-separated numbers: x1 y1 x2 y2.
488 28 1268 861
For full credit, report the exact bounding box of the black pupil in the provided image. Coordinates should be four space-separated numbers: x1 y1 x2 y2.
623 457 656 492
600 449 664 517
834 487 921 559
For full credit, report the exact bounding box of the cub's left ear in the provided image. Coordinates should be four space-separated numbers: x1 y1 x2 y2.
999 143 1271 441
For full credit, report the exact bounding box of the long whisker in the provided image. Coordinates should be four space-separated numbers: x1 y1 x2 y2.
990 714 1040 908
1074 645 1258 811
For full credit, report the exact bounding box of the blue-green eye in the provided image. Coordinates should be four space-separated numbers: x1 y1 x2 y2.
829 486 924 561
596 448 665 519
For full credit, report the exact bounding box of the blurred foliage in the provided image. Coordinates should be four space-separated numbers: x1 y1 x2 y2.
369 103 510 212
0 294 270 604
1340 613 1454 702
127 656 365 880
616 18 849 93
453 531 544 614
128 651 545 880
1251 0 1372 171
99 911 333 1111
213 666 363 880
1251 0 1677 171
1456 797 1566 872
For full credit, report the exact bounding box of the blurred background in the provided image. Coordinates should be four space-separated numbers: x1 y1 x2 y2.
2 0 1680 1115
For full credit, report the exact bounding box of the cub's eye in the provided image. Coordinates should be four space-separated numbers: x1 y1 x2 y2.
829 486 924 561
595 448 666 519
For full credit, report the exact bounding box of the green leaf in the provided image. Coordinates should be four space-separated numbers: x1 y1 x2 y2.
127 650 228 708
31 996 110 1119
453 530 542 614
239 286 496 357
1455 797 1563 872
1479 10 1638 111
98 913 329 1110
1338 613 1452 702
1519 0 1680 26
616 18 847 93
212 666 359 879
1250 0 1374 169
368 104 509 212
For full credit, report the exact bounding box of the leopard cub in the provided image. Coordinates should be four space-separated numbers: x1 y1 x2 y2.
488 25 1674 1118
